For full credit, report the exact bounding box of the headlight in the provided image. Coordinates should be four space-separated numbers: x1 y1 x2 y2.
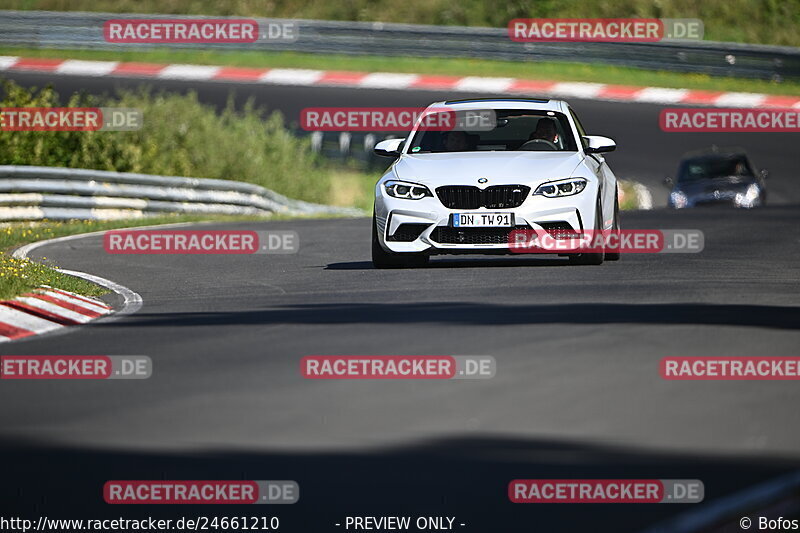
384 180 432 200
735 184 760 207
670 190 688 209
533 178 587 198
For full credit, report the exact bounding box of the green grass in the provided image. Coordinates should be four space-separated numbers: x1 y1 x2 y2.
0 254 107 300
5 0 800 47
3 46 798 96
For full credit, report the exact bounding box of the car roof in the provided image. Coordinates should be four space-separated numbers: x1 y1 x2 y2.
429 98 567 112
681 146 749 161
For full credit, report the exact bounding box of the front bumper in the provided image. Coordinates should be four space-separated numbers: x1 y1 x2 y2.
375 187 597 254
671 191 763 209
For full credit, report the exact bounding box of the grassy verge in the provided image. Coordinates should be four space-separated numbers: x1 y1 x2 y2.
5 0 800 47
0 255 106 300
2 47 799 97
0 214 272 300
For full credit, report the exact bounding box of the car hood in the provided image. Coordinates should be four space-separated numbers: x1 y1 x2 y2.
676 175 756 196
392 151 586 186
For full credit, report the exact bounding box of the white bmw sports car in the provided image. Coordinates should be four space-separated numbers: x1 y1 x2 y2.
372 98 620 268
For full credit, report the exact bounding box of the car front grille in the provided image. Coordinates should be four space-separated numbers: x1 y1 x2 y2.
435 185 530 209
431 225 531 245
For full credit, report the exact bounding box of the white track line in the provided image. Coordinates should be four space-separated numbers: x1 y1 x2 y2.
11 220 209 331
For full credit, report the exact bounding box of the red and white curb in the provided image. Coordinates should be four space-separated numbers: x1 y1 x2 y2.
1 55 798 108
1 230 146 343
0 286 112 342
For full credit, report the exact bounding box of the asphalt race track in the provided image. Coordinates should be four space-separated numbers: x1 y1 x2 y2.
1 71 799 531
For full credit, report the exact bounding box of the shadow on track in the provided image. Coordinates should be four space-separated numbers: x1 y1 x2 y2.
325 257 572 270
2 435 798 532
104 302 800 330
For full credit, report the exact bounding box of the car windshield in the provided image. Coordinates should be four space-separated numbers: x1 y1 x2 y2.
678 155 753 182
408 109 578 153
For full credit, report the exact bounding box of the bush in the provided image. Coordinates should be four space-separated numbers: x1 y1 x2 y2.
0 80 332 203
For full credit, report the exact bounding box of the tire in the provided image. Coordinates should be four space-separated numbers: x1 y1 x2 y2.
371 212 429 269
605 191 621 261
568 198 605 265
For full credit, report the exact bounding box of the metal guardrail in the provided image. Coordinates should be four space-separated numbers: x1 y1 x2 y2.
1 10 799 81
0 166 361 221
308 131 402 170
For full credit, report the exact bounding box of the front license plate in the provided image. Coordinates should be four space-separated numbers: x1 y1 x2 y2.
452 212 513 227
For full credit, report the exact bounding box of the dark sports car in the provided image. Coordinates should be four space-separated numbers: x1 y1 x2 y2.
666 149 768 209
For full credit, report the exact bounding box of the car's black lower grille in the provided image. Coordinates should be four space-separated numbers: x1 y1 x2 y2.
386 223 430 242
431 225 530 245
538 221 580 239
436 185 530 209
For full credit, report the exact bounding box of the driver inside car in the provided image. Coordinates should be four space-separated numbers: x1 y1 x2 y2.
519 118 559 150
442 130 470 152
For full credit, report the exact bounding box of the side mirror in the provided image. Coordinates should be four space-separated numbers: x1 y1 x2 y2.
759 169 769 180
374 138 404 157
664 177 674 188
584 135 616 154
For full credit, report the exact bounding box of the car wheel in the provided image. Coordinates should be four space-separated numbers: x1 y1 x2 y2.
371 212 429 269
605 191 621 261
568 198 605 265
